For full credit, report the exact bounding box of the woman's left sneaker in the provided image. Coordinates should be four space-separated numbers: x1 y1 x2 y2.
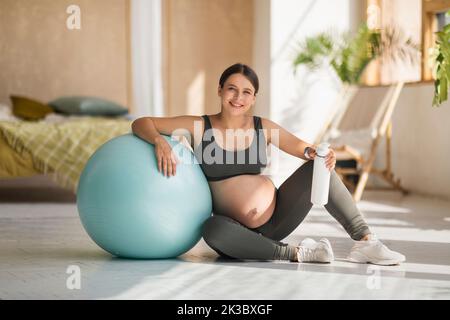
347 234 406 266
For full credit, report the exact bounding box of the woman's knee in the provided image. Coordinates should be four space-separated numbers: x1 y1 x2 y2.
294 160 314 180
282 160 314 190
330 169 340 181
329 169 349 192
300 161 342 190
300 159 314 171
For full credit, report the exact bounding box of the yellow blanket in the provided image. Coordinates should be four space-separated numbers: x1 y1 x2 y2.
0 118 132 193
0 132 39 177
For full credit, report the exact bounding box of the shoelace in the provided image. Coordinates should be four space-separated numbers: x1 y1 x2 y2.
376 240 395 254
297 246 316 262
367 240 388 251
355 240 392 256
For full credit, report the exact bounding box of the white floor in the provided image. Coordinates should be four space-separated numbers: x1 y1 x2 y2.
1 179 450 299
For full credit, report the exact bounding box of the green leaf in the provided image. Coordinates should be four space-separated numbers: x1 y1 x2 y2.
293 23 420 86
433 21 450 106
441 76 447 102
442 23 450 33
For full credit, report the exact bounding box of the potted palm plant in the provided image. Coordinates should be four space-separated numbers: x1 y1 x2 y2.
292 23 420 85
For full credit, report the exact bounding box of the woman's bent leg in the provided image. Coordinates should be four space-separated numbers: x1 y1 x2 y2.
324 170 371 240
202 215 297 261
254 161 315 241
255 160 371 241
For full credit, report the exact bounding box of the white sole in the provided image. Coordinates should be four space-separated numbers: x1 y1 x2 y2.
347 251 405 266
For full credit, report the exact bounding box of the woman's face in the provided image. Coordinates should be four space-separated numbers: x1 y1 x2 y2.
218 73 256 115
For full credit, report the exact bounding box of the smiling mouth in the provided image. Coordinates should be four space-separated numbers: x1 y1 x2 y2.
229 102 244 108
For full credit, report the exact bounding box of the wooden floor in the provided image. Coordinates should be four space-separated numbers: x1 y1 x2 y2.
1 176 450 299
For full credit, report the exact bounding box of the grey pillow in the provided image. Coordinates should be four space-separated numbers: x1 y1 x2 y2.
48 96 128 116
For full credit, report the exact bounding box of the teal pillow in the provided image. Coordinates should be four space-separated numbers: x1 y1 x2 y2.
48 96 128 116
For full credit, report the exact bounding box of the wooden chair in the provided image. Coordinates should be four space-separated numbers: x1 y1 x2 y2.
316 82 409 202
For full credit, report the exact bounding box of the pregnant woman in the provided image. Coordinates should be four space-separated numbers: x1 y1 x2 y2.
132 63 405 266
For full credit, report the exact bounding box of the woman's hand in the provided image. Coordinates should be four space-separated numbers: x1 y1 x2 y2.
154 136 179 177
325 148 336 172
306 147 336 172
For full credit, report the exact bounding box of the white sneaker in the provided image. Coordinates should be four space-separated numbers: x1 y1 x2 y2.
347 234 406 266
300 237 317 248
296 238 334 263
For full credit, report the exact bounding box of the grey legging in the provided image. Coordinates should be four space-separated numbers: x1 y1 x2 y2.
202 160 371 261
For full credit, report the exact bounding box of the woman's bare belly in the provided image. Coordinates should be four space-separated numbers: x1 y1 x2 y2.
208 174 277 229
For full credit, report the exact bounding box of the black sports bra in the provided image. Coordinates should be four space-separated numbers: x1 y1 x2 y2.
193 115 267 181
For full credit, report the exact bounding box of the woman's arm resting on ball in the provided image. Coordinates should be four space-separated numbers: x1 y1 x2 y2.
131 116 202 177
131 116 201 147
261 118 316 161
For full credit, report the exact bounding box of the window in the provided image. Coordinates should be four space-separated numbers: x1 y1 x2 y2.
422 0 450 81
363 0 422 86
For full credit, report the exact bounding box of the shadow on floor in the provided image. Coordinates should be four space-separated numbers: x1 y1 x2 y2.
180 236 450 283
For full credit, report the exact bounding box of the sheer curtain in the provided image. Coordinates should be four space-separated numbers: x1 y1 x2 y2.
130 0 164 117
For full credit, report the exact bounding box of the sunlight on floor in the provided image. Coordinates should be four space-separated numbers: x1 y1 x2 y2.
1 190 450 299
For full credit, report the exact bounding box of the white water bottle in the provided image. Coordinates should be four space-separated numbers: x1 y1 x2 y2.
311 142 331 206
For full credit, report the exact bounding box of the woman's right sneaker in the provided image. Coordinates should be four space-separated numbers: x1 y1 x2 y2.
296 238 334 263
347 234 406 266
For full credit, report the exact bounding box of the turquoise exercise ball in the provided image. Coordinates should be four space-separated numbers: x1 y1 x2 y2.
76 133 212 259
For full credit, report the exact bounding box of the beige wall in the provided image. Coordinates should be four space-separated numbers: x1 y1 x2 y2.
163 0 254 116
252 0 270 119
0 0 130 108
380 83 450 200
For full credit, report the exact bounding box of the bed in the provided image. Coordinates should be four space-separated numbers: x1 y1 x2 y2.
0 104 133 193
